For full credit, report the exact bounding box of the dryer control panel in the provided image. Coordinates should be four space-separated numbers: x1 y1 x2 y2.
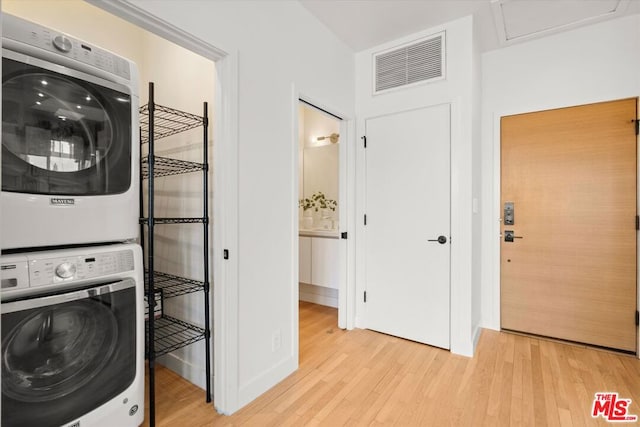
1 249 135 291
3 13 131 80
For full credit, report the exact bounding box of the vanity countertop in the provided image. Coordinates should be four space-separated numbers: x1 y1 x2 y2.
299 228 340 238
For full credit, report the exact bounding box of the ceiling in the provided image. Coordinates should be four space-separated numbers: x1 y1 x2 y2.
299 0 640 52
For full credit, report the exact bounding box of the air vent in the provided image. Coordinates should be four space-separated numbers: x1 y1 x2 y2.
373 32 445 94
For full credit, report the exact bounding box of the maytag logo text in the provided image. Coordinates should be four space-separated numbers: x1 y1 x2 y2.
50 198 75 206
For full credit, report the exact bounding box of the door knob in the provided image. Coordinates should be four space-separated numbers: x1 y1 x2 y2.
428 235 447 244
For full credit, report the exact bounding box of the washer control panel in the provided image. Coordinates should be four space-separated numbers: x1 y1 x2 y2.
55 262 76 279
0 249 135 292
1 256 29 291
3 14 131 80
29 250 134 287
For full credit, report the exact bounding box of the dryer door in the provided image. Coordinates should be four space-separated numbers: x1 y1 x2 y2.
2 53 132 196
1 280 137 427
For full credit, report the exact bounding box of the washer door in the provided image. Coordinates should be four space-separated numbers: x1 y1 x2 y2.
1 280 137 427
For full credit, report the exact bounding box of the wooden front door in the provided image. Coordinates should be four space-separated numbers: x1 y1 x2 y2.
501 98 638 352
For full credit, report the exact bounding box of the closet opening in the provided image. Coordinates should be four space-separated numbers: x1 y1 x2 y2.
0 0 226 421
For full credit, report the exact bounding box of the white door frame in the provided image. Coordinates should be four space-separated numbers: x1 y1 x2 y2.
83 0 242 413
355 98 477 357
293 86 357 333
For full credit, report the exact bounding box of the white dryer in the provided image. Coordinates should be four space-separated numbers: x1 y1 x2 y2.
1 243 144 427
1 14 139 250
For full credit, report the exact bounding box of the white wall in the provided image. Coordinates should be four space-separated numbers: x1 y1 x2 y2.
127 0 355 413
480 14 640 331
3 0 216 389
355 15 478 356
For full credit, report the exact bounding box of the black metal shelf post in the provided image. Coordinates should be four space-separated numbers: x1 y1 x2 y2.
140 82 211 427
146 83 156 427
202 100 212 410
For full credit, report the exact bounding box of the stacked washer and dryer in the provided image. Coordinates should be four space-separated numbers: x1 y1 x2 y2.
0 14 144 427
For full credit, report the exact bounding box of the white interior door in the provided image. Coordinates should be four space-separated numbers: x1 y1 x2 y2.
365 104 450 349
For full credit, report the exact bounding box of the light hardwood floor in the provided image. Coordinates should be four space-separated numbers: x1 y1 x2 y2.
144 302 640 426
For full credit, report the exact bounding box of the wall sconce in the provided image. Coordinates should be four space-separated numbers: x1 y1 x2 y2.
316 133 340 144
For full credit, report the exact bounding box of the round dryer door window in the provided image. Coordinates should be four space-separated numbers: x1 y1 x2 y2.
2 300 118 402
2 57 132 195
2 72 114 173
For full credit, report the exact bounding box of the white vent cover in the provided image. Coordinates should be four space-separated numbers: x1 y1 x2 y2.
373 32 445 94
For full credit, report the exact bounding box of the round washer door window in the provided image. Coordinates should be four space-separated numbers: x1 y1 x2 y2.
2 300 118 402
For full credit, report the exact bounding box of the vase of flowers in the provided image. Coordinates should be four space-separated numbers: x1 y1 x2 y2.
299 197 314 228
299 192 337 229
312 192 337 215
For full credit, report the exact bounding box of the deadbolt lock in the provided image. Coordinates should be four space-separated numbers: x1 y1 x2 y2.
504 202 515 225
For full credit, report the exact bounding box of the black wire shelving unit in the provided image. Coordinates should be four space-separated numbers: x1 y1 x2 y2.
139 82 211 427
145 315 206 357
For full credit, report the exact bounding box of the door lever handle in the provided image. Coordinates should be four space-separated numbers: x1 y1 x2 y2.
504 230 523 242
428 235 447 244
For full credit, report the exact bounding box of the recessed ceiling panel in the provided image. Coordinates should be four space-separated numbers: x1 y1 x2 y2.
299 0 639 52
494 0 628 44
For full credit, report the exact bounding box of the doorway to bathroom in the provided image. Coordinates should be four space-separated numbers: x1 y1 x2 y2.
297 100 344 338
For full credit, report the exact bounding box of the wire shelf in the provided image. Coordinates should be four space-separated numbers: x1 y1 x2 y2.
140 217 205 225
142 83 212 413
141 156 204 179
140 103 203 144
147 315 206 358
145 270 204 298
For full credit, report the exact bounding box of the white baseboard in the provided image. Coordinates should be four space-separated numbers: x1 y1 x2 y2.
237 355 297 410
472 325 482 355
157 352 207 391
299 283 338 308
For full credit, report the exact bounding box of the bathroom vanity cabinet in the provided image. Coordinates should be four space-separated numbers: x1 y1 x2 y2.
298 233 339 289
299 236 312 284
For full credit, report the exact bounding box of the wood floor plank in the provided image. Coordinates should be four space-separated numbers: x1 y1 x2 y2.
143 302 640 426
509 335 524 426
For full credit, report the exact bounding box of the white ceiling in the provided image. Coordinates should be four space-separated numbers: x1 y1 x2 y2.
299 0 640 52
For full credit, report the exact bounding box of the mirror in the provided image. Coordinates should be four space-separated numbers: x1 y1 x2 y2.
299 102 339 229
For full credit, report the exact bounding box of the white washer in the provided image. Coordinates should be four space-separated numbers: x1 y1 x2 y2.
1 14 139 250
1 243 144 427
